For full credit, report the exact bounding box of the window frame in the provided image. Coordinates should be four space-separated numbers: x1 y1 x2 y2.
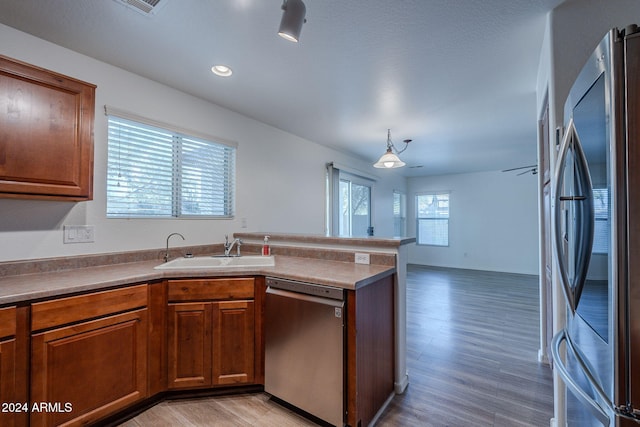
592 187 609 255
416 192 450 247
393 190 407 237
105 107 236 219
326 163 376 237
338 172 373 237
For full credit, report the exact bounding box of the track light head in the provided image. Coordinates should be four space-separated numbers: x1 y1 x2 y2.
278 0 307 42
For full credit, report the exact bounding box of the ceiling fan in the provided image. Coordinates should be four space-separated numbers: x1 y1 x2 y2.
501 164 538 176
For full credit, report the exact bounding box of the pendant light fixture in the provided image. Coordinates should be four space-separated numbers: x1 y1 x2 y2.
373 129 411 169
278 0 307 42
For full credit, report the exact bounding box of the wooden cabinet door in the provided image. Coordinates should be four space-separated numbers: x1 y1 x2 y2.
0 307 17 422
212 300 255 385
0 55 96 201
0 338 19 426
346 275 395 427
167 303 212 389
0 306 28 427
31 309 148 426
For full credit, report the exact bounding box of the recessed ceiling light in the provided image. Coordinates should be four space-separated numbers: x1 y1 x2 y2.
211 65 232 77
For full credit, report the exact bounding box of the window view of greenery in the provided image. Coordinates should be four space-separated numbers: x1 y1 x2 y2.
339 179 371 237
106 116 235 218
416 193 449 246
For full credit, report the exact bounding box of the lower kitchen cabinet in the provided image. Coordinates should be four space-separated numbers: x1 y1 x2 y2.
167 302 213 388
30 284 148 426
0 306 29 427
212 300 255 385
167 278 256 390
346 274 395 427
10 269 392 426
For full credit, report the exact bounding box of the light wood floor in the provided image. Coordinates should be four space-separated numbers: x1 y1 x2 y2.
121 265 554 427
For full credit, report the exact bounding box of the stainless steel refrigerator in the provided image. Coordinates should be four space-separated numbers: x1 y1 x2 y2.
551 25 640 426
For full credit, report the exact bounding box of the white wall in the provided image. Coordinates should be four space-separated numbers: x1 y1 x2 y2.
407 170 539 275
548 0 640 125
0 24 407 262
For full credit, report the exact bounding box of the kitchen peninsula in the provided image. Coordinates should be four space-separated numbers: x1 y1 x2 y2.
0 233 414 427
234 232 415 396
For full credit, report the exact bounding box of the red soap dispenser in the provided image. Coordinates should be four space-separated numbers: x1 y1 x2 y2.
262 235 271 256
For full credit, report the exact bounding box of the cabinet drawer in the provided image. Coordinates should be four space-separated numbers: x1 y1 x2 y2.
31 284 148 331
168 278 255 302
0 306 16 339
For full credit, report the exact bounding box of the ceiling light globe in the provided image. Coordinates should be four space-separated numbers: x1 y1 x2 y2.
374 151 406 169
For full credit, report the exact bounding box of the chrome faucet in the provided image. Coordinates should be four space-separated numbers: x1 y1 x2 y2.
224 234 242 257
164 232 185 262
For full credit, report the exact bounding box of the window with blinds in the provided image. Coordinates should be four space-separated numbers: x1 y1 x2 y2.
592 188 609 254
106 115 235 218
416 192 449 246
393 190 406 237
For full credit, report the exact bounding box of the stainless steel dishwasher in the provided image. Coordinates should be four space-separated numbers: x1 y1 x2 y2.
264 277 345 427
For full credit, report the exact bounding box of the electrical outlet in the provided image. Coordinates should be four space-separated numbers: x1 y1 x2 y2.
354 253 370 264
63 225 95 244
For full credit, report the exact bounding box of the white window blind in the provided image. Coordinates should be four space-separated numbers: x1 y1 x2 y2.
416 192 449 246
393 190 406 237
592 188 609 254
106 114 235 218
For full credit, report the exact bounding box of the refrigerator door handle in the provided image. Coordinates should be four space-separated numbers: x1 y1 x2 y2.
551 329 610 426
559 196 588 201
553 119 595 313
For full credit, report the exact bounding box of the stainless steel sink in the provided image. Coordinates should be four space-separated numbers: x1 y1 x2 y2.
155 255 275 269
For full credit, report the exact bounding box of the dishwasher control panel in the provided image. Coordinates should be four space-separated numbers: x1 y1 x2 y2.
266 277 344 301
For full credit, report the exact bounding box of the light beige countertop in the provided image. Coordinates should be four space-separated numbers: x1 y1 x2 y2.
234 232 415 248
0 255 395 306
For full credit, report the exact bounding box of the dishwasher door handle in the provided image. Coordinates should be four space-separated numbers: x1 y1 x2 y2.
266 286 344 308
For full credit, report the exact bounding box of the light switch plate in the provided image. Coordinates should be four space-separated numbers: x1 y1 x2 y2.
355 253 370 264
63 225 95 244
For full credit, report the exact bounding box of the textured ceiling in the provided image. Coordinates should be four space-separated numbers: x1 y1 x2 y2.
0 0 564 176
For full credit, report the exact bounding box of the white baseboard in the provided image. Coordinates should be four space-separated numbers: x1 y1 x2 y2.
538 348 550 365
394 373 409 394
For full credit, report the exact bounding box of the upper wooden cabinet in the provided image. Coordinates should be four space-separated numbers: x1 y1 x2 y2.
0 55 96 201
